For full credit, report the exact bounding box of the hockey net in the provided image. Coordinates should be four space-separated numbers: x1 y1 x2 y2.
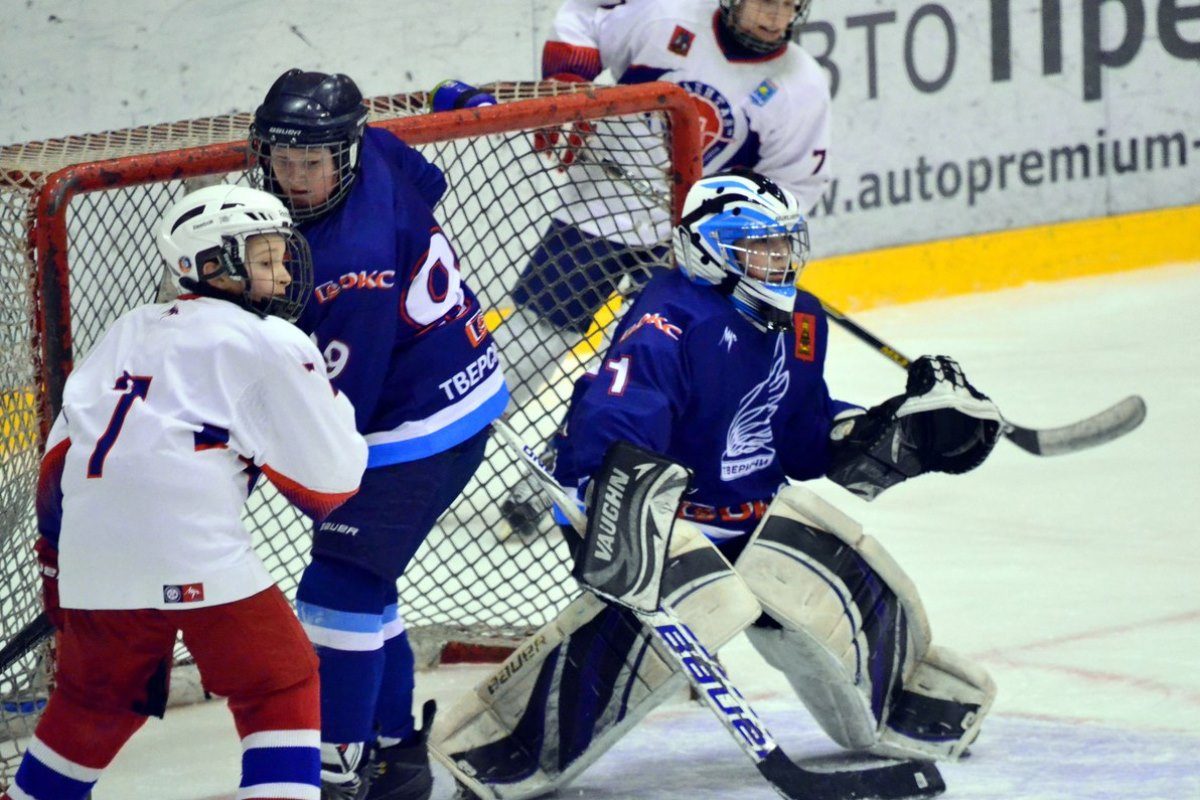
0 82 700 782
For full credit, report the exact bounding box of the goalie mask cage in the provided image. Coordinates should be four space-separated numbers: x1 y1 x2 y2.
0 82 700 782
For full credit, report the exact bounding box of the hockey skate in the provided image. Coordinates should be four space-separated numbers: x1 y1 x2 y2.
368 700 436 800
321 741 372 800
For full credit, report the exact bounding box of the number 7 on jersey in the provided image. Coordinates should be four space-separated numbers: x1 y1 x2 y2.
87 372 152 478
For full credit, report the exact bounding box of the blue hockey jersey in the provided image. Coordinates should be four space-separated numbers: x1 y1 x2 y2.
554 270 856 540
296 127 508 466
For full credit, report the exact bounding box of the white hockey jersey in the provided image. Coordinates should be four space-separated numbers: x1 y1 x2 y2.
39 295 367 610
545 0 831 245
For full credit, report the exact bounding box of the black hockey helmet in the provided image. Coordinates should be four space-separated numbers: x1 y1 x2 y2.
718 0 813 54
249 69 369 221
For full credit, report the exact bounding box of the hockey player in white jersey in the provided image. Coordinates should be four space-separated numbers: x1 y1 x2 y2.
1 185 367 800
496 0 833 533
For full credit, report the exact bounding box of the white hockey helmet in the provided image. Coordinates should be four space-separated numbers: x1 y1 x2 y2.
674 170 809 332
156 184 313 322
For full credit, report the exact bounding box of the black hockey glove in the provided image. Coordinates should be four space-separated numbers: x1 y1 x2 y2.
827 356 1003 501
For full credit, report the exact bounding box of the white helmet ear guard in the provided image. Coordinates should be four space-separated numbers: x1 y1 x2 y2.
156 184 314 322
673 171 809 332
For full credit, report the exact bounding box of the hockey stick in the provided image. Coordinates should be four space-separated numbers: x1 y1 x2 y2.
0 611 52 675
489 419 944 800
818 300 1147 456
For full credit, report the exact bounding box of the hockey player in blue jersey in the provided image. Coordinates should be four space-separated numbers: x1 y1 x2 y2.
250 69 508 800
433 171 1003 799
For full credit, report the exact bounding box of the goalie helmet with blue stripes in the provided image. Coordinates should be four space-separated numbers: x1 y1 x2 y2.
673 170 809 333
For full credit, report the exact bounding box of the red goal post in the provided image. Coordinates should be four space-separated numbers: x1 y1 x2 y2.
0 82 700 782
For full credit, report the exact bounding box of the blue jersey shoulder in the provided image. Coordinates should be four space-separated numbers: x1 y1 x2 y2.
363 127 448 207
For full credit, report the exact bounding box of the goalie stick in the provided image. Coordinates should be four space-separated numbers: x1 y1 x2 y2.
488 418 945 800
817 301 1147 456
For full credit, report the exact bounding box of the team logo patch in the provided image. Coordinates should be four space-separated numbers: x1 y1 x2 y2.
793 312 817 361
668 25 695 56
721 336 789 481
163 583 205 604
177 256 192 274
678 81 736 166
465 309 490 347
620 312 682 343
314 270 396 304
721 327 738 353
750 79 779 106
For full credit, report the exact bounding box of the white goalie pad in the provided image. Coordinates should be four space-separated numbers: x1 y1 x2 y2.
660 520 762 649
735 485 993 761
432 521 760 799
874 644 997 761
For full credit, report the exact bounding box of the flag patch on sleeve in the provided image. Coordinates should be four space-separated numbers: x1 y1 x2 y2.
751 79 779 106
669 25 695 56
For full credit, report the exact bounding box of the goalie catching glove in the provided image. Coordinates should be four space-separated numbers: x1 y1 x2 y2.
828 355 1003 500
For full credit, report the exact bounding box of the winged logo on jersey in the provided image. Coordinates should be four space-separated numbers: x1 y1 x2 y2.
721 335 789 481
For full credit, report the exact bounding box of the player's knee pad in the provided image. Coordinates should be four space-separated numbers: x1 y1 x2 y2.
735 485 993 761
433 523 759 799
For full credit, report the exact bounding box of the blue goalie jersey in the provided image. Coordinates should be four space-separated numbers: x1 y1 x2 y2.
554 269 857 540
296 127 508 466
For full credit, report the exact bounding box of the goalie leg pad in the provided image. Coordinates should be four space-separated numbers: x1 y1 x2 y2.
736 485 991 761
875 644 997 761
660 519 762 649
433 524 759 799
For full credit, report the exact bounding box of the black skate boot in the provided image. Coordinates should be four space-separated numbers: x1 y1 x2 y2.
321 741 372 800
367 700 436 800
